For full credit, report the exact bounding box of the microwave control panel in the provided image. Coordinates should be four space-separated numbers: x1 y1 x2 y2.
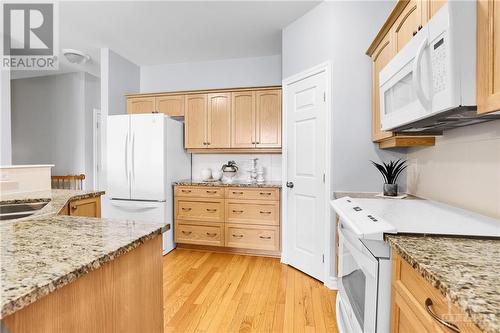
431 35 447 94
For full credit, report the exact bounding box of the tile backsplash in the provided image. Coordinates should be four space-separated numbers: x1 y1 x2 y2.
191 154 282 182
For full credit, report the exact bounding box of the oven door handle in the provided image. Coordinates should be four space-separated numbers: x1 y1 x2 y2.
339 228 379 277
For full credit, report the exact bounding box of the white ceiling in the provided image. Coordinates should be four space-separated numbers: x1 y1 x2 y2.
12 1 318 80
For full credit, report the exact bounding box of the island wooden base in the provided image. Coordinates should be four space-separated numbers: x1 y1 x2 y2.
2 235 163 333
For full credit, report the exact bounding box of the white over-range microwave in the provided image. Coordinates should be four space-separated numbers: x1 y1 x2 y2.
379 1 477 131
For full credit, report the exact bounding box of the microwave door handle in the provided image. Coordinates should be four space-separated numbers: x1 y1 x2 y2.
412 37 431 110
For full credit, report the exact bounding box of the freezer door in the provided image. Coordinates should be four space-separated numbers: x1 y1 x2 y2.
107 115 131 199
106 199 174 254
130 114 165 201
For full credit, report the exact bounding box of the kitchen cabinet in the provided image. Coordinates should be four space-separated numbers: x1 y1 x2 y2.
68 196 101 218
231 91 256 148
127 96 156 114
423 0 447 22
174 185 281 256
155 95 184 116
391 253 481 333
255 90 282 148
184 94 208 149
393 0 424 52
477 0 500 114
207 93 231 148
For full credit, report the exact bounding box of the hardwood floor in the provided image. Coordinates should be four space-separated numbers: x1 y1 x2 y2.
163 249 339 333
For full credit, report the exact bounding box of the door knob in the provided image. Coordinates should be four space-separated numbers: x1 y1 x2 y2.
286 182 294 188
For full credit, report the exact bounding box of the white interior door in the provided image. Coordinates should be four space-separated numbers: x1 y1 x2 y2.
130 114 165 201
285 70 327 281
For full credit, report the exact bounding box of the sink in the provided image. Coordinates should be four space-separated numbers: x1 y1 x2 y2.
0 202 49 220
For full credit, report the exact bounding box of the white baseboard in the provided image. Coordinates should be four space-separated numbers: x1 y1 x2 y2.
324 276 338 290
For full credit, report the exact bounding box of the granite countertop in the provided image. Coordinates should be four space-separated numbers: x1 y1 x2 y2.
174 179 282 188
386 235 500 333
0 190 167 318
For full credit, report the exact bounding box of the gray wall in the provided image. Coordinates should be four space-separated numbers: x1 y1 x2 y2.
11 72 100 186
140 55 281 92
0 69 11 165
282 0 405 193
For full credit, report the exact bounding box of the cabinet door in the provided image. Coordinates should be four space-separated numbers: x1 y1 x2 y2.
394 0 423 52
372 33 396 142
425 0 447 21
255 90 281 148
478 0 500 114
156 95 184 117
69 197 101 218
231 91 256 148
185 94 208 149
207 93 231 148
127 97 156 114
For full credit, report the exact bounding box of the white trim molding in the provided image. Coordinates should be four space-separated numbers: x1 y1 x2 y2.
280 61 334 289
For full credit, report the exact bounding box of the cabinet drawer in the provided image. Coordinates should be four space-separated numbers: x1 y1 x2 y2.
225 187 279 200
175 186 224 198
225 200 279 225
225 224 279 252
392 253 481 333
175 223 223 247
175 199 224 222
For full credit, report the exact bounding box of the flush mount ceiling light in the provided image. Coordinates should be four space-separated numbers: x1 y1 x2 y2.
62 49 91 64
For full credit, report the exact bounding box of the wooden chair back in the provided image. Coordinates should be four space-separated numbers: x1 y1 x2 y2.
51 174 85 190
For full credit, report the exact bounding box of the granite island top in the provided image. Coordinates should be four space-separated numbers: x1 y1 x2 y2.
174 179 282 188
386 235 500 333
0 190 168 318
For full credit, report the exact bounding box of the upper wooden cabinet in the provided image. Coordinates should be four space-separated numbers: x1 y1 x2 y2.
207 93 231 148
156 95 184 116
393 0 423 52
185 94 208 149
127 95 185 116
255 90 282 148
127 97 155 114
477 0 500 114
232 91 256 148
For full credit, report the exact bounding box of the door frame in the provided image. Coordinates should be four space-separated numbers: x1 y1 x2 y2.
281 61 334 289
92 108 102 190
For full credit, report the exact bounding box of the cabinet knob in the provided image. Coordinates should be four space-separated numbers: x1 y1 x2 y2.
413 30 417 36
206 232 217 237
181 231 192 235
418 25 423 31
206 208 217 212
232 234 244 238
259 236 272 240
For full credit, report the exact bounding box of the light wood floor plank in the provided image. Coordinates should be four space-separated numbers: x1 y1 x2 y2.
163 249 338 333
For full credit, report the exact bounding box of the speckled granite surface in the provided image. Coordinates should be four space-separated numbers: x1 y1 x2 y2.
386 235 500 333
174 179 282 188
0 190 167 318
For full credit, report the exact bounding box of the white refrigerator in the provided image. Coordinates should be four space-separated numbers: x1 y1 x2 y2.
104 114 190 255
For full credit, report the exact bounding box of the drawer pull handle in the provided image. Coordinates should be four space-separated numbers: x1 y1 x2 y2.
181 231 192 235
71 204 78 210
206 190 217 194
206 209 217 212
233 191 244 195
232 234 244 238
206 232 217 237
260 211 272 215
425 298 460 333
259 236 272 240
181 190 192 193
260 192 272 196
232 210 244 214
181 208 192 211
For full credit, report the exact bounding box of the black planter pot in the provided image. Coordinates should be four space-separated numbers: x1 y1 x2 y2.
383 183 398 196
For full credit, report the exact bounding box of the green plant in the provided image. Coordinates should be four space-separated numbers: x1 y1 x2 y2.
222 161 238 172
371 159 407 184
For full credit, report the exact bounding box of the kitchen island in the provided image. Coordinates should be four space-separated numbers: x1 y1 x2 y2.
0 190 166 333
387 235 499 333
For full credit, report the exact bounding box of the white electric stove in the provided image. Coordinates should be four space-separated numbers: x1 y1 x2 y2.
331 196 500 333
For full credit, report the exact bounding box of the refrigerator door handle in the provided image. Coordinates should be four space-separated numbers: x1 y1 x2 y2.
124 132 129 181
131 132 136 181
110 199 162 210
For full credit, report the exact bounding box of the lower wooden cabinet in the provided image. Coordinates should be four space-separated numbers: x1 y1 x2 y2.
391 253 481 333
174 186 280 256
59 196 101 218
